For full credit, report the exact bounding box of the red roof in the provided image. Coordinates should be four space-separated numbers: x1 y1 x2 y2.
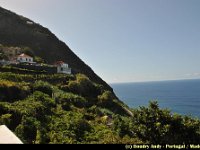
54 61 65 65
18 53 32 58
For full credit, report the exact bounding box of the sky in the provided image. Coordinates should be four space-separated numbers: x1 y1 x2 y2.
0 0 200 83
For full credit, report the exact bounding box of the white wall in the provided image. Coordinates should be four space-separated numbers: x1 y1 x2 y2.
57 64 71 74
17 57 33 63
0 125 23 144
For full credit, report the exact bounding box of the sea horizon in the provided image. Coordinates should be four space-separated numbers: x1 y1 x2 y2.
110 78 200 118
109 78 200 85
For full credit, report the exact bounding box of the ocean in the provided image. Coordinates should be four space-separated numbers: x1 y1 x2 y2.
110 79 200 118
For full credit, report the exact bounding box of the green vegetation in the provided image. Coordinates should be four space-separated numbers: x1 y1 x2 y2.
0 79 30 102
34 56 45 63
0 69 200 144
131 102 200 144
0 6 200 144
0 70 132 144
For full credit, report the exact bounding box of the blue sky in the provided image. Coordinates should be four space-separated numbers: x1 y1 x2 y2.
0 0 200 83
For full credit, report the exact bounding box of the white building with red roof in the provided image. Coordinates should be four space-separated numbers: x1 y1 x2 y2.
17 53 33 63
55 61 71 74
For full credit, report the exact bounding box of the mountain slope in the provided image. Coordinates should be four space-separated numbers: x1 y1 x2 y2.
1 6 200 145
0 6 113 92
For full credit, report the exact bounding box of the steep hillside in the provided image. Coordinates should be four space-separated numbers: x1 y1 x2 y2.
0 70 140 144
1 70 200 144
1 6 200 144
0 6 112 92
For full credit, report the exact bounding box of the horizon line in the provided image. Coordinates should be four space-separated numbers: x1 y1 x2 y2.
109 78 200 85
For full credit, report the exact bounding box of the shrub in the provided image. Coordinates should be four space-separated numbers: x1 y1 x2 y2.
0 80 30 102
15 116 40 144
56 93 87 109
67 81 80 95
84 123 124 144
33 81 53 96
67 74 100 98
131 101 200 144
0 72 34 82
98 91 114 106
32 91 55 108
59 85 69 92
76 74 99 97
49 112 91 143
0 114 12 126
34 56 45 63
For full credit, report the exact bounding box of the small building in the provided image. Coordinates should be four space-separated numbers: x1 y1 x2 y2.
0 125 23 144
17 53 33 63
55 61 71 74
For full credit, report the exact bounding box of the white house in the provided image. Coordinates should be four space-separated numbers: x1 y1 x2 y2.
17 53 33 63
55 61 71 74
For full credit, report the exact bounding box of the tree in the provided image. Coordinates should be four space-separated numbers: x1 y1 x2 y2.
21 47 35 57
34 56 45 63
33 81 53 97
131 101 200 144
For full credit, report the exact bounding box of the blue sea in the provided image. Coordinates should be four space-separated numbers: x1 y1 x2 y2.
110 79 200 118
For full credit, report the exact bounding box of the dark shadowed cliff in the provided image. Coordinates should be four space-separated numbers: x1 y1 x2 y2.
0 6 113 92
